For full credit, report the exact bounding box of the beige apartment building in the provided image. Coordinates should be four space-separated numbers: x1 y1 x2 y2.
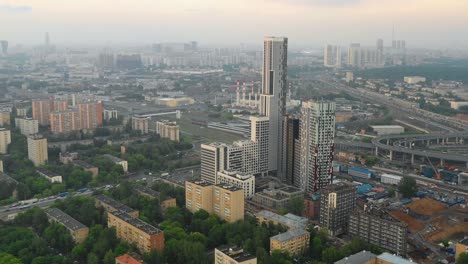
0 128 11 154
15 118 39 136
185 180 244 223
215 245 257 264
270 229 310 256
156 120 180 142
94 194 139 217
108 211 165 253
132 116 149 134
0 111 10 126
27 134 48 166
45 208 89 243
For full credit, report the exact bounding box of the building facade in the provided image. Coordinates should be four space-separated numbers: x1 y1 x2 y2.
270 229 310 256
15 118 39 136
201 143 227 184
50 110 81 134
0 128 11 154
299 101 336 194
27 134 48 166
32 99 52 125
214 245 257 264
45 208 89 243
324 44 341 68
132 116 149 134
78 101 103 129
216 170 255 198
156 120 180 142
0 111 10 126
319 183 356 236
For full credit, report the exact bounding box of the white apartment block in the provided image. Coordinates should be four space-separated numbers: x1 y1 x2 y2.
299 101 336 194
217 170 255 198
201 142 227 184
249 116 269 174
15 118 39 136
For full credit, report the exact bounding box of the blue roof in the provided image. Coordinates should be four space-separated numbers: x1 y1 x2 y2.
357 184 373 194
377 253 414 264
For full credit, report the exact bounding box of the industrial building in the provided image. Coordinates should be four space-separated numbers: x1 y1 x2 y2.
45 208 89 243
369 125 404 135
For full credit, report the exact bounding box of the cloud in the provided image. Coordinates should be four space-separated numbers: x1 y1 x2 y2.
0 4 32 13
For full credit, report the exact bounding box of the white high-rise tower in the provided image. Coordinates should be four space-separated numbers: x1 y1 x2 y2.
298 101 336 195
259 36 288 175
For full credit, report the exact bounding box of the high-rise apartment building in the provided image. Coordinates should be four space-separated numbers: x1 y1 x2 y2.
285 116 299 185
50 110 80 134
32 99 52 125
53 100 69 112
0 111 10 127
324 44 341 68
216 170 255 198
27 134 48 166
249 116 269 174
103 109 118 121
228 140 260 175
132 116 149 134
0 128 11 154
185 180 245 223
15 118 39 136
377 39 384 52
201 143 227 184
299 101 335 194
98 53 115 69
78 101 103 129
259 37 288 176
319 182 356 236
347 43 384 68
156 120 180 142
348 206 408 256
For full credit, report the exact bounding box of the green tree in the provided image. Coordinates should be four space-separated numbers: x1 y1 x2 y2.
103 250 115 264
0 252 22 264
457 252 468 264
398 176 418 198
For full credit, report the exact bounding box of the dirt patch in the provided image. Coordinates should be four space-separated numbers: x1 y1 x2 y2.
424 215 468 242
389 210 424 232
406 198 448 216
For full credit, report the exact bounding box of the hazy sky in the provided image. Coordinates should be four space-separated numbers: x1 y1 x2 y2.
1 0 467 48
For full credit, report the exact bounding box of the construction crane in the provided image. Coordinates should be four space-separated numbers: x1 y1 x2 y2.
424 153 441 180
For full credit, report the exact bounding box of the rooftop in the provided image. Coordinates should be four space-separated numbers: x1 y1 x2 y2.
45 208 87 231
255 210 308 230
370 125 404 129
72 160 97 169
94 194 138 214
103 154 125 163
270 229 309 242
187 180 213 187
115 253 145 264
334 250 377 264
216 245 256 262
36 168 61 177
377 253 414 264
0 172 18 184
109 211 163 235
133 184 161 199
215 184 243 192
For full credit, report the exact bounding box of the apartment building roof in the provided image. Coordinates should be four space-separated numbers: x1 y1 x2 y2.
45 208 87 231
103 154 125 163
133 184 161 199
270 229 309 242
216 245 256 262
334 250 377 264
215 184 243 192
36 168 61 177
0 172 18 184
255 210 308 230
376 253 414 264
109 210 163 235
72 160 97 169
94 194 137 214
187 180 213 187
115 253 145 264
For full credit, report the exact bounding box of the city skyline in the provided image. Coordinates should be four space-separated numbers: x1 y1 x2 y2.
1 0 467 48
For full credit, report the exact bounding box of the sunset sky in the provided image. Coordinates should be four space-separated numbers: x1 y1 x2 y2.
1 0 467 48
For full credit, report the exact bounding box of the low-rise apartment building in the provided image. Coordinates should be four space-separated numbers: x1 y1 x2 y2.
45 208 89 243
94 194 139 217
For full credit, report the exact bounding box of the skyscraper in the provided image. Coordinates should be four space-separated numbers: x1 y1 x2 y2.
78 101 103 129
200 143 227 184
299 101 336 194
323 44 341 68
259 36 288 176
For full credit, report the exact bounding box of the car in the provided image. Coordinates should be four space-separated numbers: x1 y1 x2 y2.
142 178 147 181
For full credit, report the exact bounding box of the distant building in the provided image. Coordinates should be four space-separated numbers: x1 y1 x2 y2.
369 125 404 135
216 170 255 198
104 109 118 121
319 182 357 236
0 128 11 154
36 168 63 183
250 185 304 213
372 252 414 264
32 99 52 125
270 229 310 256
45 208 89 243
108 210 164 253
284 116 299 186
98 53 115 69
78 101 103 130
156 120 180 142
15 118 39 135
404 76 426 84
94 194 139 217
16 108 28 117
0 172 18 199
380 174 402 185
214 245 257 264
324 44 341 68
450 101 468 110
185 180 244 223
153 97 195 107
201 143 227 184
59 152 78 164
345 72 354 83
27 134 48 166
50 110 81 134
103 154 128 173
0 111 10 126
132 116 149 134
348 206 408 256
